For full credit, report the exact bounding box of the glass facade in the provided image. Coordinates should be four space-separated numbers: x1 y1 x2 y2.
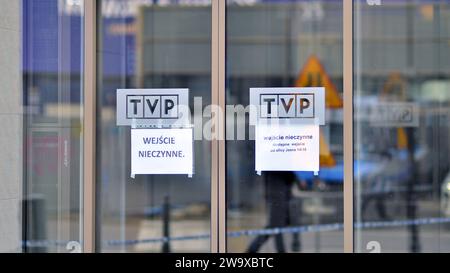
0 0 449 253
354 0 450 253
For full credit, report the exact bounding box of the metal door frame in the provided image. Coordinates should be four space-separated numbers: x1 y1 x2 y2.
82 0 354 253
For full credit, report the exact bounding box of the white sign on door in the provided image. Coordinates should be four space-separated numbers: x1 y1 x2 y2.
131 128 193 178
250 87 325 174
116 88 193 178
255 123 320 173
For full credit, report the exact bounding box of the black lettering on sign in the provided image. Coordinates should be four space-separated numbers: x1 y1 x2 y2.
259 93 315 119
126 95 179 119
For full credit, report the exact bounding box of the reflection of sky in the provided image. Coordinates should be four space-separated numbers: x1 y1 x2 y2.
22 0 82 74
22 0 136 76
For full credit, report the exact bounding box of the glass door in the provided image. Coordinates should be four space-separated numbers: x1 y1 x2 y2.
225 0 344 253
94 0 346 254
354 0 450 253
96 0 212 252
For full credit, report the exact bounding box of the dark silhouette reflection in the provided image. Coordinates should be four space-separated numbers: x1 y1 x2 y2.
360 152 393 222
247 171 300 253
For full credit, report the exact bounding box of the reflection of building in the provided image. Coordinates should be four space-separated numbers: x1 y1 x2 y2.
25 2 450 111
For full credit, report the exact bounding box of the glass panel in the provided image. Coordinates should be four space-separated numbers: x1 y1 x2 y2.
354 0 450 253
0 0 84 252
97 1 212 252
226 0 344 253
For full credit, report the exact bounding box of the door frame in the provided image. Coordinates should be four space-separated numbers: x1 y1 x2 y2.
82 0 354 253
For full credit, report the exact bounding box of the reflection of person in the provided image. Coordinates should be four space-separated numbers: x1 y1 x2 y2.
361 175 391 221
247 171 298 253
361 128 396 221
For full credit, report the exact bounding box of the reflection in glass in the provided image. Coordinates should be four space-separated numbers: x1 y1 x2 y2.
21 0 84 252
226 0 344 253
97 1 212 252
354 0 450 253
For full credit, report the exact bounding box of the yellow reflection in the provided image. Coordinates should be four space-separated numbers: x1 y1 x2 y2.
420 4 434 21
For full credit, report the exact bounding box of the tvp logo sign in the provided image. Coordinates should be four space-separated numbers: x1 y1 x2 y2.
116 89 190 127
260 93 315 119
126 95 179 119
250 87 325 126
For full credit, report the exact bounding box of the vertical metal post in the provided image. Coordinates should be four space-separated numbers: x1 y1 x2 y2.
406 127 420 253
405 1 420 254
211 0 219 253
343 0 354 253
217 0 227 254
211 0 226 253
162 196 171 253
83 0 97 253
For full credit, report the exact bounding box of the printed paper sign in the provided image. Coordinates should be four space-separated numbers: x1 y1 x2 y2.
255 123 320 173
131 128 193 178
